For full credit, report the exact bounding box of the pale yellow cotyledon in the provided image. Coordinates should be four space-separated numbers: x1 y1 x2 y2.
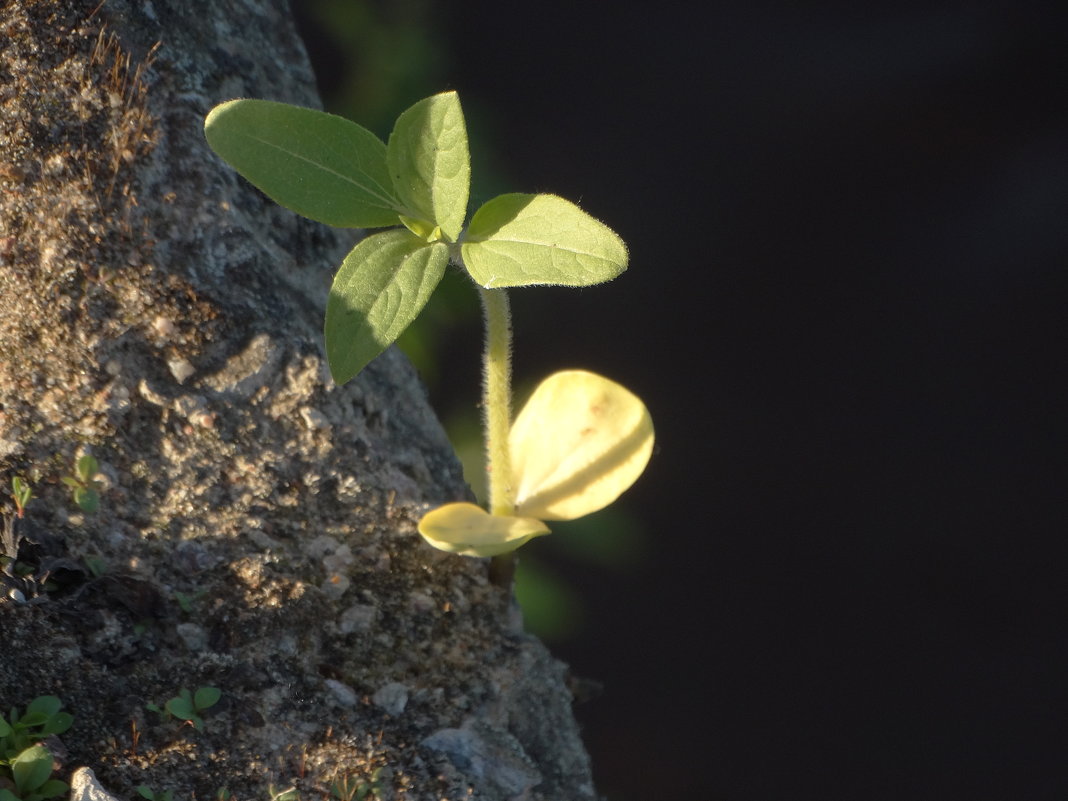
419 370 654 557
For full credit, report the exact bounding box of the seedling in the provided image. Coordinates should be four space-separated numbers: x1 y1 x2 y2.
173 589 206 614
10 478 31 519
204 92 653 567
146 687 221 730
0 696 73 801
137 787 174 801
60 454 102 514
330 768 383 801
267 785 298 801
2 479 32 567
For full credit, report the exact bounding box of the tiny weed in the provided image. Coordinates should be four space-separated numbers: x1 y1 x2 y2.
330 768 383 801
173 589 205 614
0 696 73 801
146 687 221 730
60 454 103 514
267 785 298 801
10 477 31 519
137 786 174 801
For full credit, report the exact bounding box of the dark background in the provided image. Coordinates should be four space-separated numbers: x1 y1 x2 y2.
292 1 1068 797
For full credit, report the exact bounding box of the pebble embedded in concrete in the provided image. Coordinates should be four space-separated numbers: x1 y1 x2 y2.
372 681 409 716
324 678 358 708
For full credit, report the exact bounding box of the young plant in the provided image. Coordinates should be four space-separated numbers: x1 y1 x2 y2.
173 589 206 615
137 787 174 801
61 455 102 514
267 785 298 801
331 768 383 801
10 478 31 519
204 92 653 566
146 687 221 730
3 479 32 568
0 696 73 801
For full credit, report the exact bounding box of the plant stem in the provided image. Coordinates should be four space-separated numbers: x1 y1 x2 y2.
478 286 518 587
478 286 515 517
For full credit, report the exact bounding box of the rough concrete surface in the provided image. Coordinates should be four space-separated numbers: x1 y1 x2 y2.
0 2 595 799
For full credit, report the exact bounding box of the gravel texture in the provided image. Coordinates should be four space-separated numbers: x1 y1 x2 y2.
0 2 595 799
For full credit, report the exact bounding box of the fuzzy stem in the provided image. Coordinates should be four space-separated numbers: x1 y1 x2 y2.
478 286 518 587
478 286 515 517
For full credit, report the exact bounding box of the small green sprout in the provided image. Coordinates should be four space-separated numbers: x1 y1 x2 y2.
173 589 205 614
61 454 102 514
137 786 174 801
331 768 383 801
267 785 298 801
10 477 31 519
204 92 653 566
146 687 221 730
0 696 73 801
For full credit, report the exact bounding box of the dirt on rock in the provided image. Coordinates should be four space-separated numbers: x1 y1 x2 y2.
0 2 595 799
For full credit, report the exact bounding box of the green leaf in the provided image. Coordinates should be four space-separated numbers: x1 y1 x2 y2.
75 454 98 483
461 193 628 288
204 99 402 229
0 789 19 801
165 694 195 721
21 697 60 726
35 779 70 800
74 487 99 514
38 712 72 737
12 745 52 793
194 687 221 711
397 215 443 243
12 476 31 507
325 230 448 385
0 716 11 736
387 91 470 242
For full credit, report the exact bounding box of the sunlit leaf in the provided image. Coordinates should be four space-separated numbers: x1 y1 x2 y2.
461 194 627 288
418 502 550 557
510 370 654 520
398 215 443 243
12 745 52 793
325 230 448 384
204 99 402 228
75 454 98 483
387 91 470 242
